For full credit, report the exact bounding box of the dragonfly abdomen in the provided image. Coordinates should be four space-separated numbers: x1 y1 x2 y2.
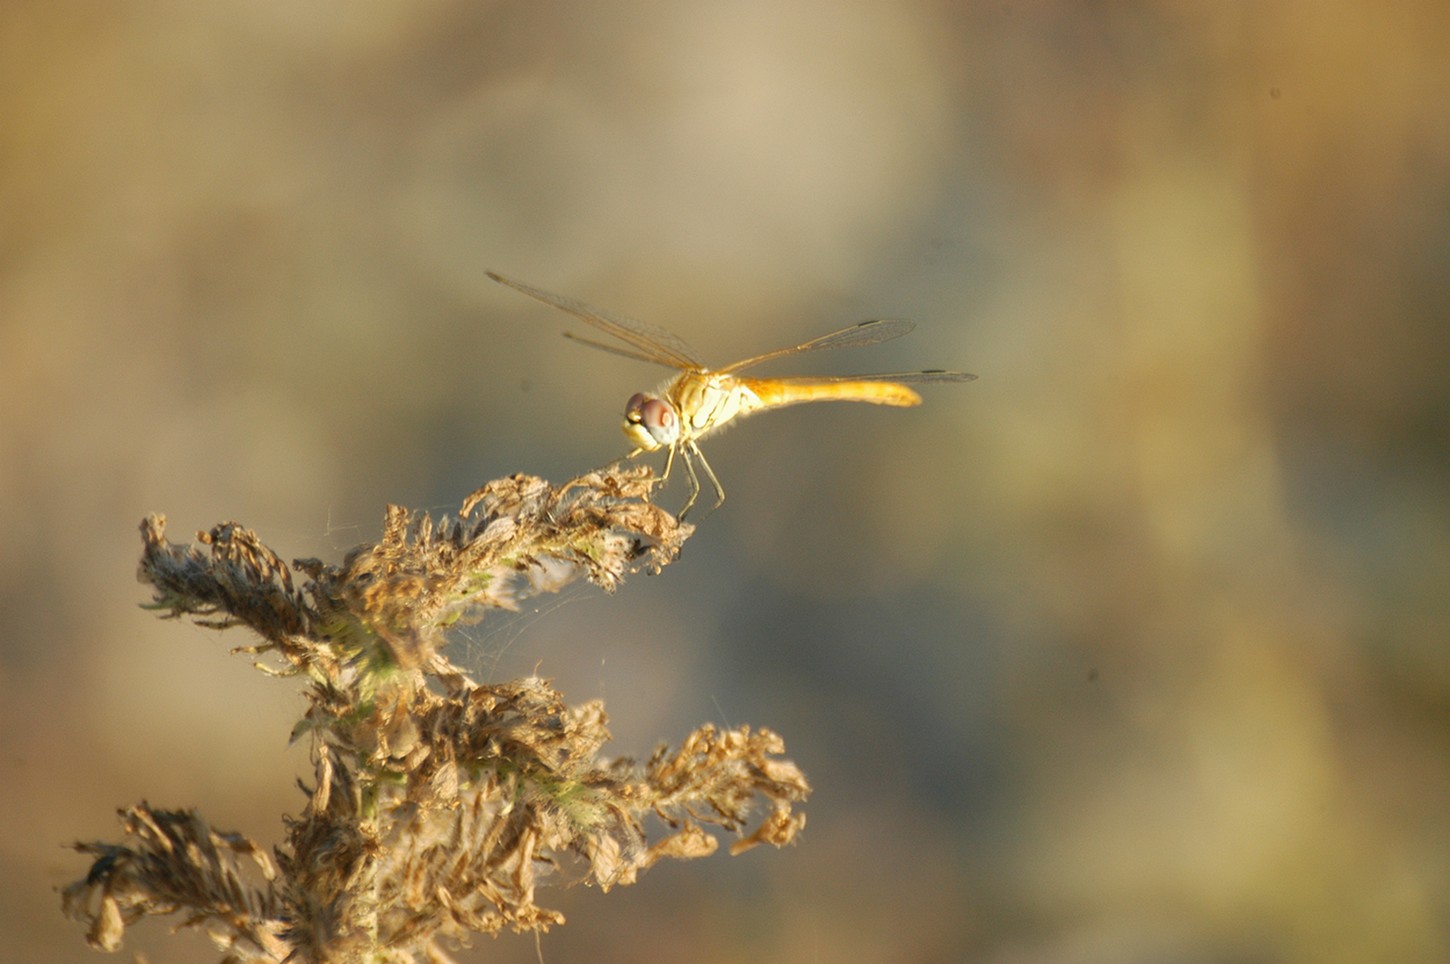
741 377 923 410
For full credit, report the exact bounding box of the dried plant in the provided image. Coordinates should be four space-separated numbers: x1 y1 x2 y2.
62 466 810 962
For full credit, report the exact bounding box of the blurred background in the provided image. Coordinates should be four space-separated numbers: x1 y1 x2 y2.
3 2 1447 961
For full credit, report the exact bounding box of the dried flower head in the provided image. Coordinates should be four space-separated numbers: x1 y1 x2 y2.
64 467 809 961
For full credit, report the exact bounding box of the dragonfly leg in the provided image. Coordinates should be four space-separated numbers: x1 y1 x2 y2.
687 439 725 513
677 445 702 519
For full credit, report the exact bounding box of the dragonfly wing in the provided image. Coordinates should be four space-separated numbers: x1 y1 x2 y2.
719 319 916 373
487 271 704 371
856 369 976 383
758 369 977 384
562 332 681 366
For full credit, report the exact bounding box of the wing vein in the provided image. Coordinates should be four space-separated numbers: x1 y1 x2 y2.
488 271 703 370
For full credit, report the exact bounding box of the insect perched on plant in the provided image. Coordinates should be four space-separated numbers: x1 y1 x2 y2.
488 271 975 518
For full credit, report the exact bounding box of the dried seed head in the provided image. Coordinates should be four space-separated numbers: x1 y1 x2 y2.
67 468 807 961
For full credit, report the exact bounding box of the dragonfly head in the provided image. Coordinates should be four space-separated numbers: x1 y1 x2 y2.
623 392 679 451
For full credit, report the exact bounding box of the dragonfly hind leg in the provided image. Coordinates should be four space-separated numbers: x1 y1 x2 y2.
677 440 724 520
630 440 721 520
677 445 701 519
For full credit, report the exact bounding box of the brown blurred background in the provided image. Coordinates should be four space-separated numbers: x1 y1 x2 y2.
3 3 1447 962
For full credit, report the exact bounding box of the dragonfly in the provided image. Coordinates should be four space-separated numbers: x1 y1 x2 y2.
487 271 975 518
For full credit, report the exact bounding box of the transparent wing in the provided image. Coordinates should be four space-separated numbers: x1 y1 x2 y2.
718 319 917 373
755 369 977 384
487 271 704 371
561 332 680 367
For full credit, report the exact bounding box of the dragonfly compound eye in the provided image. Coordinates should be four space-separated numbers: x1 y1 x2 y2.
625 394 679 447
641 398 679 444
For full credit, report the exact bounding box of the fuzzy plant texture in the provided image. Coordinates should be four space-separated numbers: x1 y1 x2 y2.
61 466 810 962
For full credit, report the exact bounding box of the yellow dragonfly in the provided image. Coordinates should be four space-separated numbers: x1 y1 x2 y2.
488 271 975 517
